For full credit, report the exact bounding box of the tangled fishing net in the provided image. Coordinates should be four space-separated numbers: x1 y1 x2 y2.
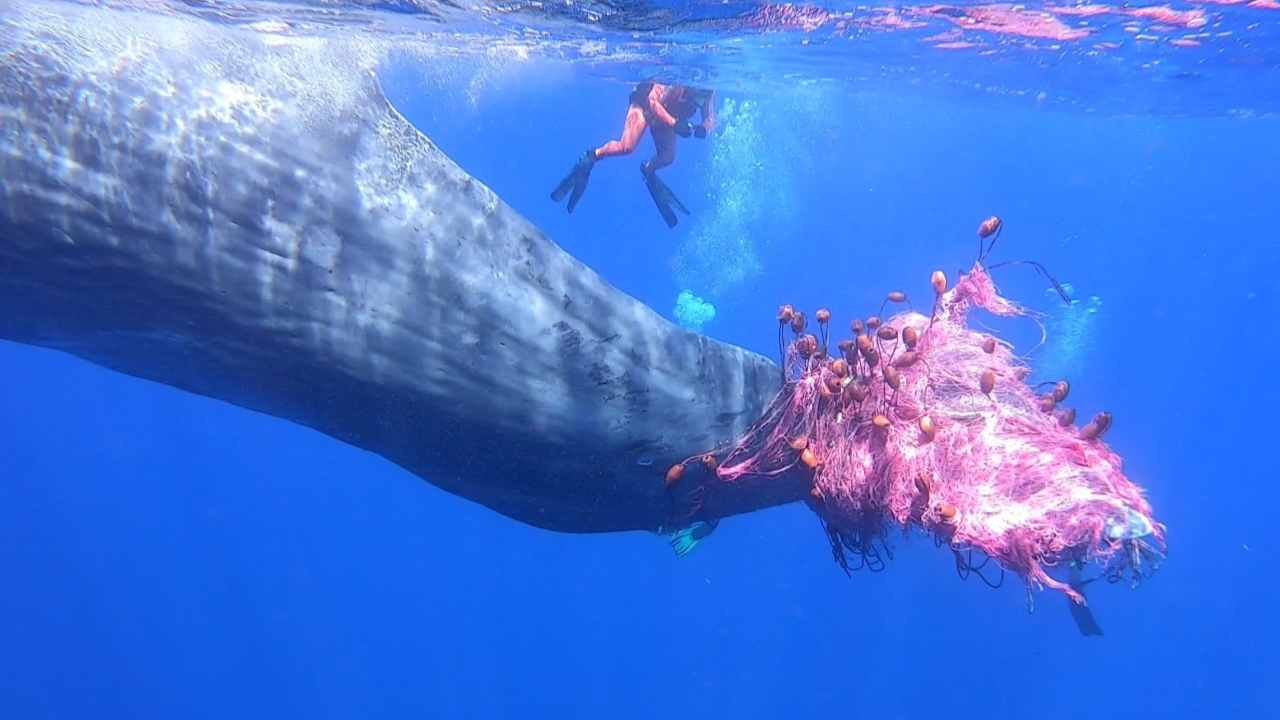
669 221 1165 607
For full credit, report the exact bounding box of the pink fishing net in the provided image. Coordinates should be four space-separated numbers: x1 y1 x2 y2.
691 260 1164 605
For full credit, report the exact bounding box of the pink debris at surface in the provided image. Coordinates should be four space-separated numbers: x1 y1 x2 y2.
743 3 833 31
1046 4 1112 16
1125 5 1209 28
916 4 1092 41
1170 37 1202 46
732 1 1273 50
860 7 928 31
1191 0 1279 7
757 1 1280 53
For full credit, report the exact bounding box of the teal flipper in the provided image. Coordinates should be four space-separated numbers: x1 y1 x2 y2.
663 520 718 558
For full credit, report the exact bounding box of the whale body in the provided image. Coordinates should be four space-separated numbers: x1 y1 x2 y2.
0 2 804 533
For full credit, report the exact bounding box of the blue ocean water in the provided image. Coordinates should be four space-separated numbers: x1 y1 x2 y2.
2 0 1277 717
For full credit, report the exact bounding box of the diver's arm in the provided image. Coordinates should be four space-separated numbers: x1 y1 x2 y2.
700 90 717 132
647 85 680 127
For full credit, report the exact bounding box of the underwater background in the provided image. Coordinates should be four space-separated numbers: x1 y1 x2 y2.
1 0 1277 717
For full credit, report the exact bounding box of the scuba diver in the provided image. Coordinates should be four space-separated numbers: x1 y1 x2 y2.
550 82 716 228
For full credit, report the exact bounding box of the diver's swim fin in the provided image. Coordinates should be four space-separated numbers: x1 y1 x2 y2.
1067 591 1104 636
550 150 596 213
1067 563 1104 636
641 164 689 229
663 519 718 558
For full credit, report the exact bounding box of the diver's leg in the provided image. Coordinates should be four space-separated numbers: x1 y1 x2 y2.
640 125 687 227
553 106 648 211
595 105 648 159
645 124 677 171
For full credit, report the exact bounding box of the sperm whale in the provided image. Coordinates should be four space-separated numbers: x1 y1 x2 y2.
0 2 806 533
